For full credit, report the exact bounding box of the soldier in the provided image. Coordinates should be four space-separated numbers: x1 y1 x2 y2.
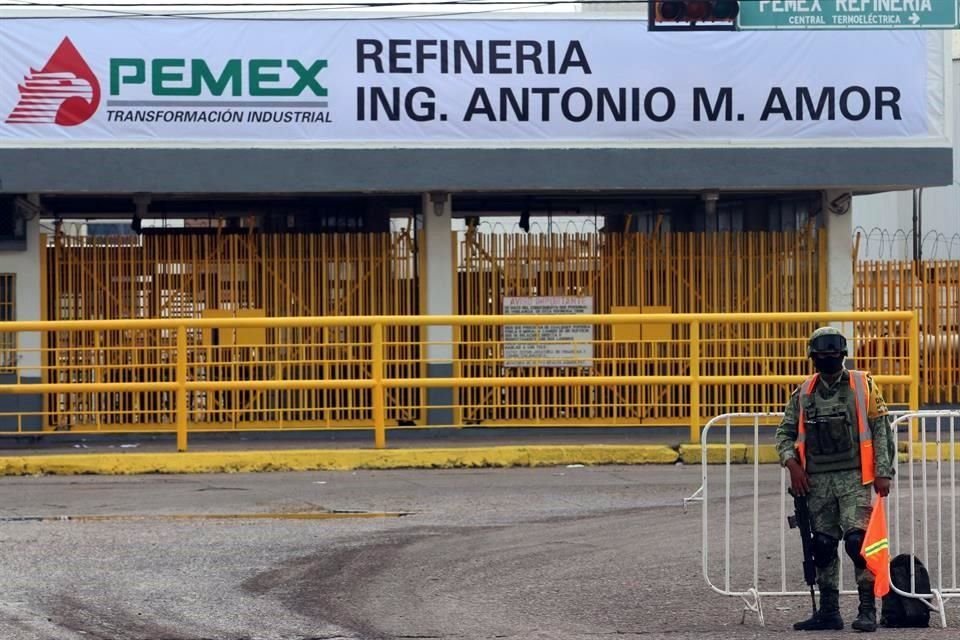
776 326 896 632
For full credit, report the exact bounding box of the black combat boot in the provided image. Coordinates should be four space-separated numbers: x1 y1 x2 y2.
793 588 844 631
851 585 877 632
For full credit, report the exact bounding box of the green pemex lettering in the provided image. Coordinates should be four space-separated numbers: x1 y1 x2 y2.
110 59 145 95
152 59 187 96
195 60 242 96
150 59 243 96
109 57 327 97
249 59 328 97
249 59 284 96
288 60 328 97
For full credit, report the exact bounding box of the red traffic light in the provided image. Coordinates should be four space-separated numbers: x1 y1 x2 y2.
685 1 711 21
653 1 739 24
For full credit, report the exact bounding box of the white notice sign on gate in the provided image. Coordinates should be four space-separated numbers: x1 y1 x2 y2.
503 296 593 368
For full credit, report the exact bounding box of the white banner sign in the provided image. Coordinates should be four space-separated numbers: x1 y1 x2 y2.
503 296 593 368
0 18 943 145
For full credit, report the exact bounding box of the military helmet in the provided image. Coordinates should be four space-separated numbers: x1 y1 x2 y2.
807 326 847 357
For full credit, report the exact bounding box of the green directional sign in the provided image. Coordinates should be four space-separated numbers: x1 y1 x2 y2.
738 0 958 30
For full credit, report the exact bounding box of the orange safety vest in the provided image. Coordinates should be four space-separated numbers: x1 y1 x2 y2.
796 370 875 485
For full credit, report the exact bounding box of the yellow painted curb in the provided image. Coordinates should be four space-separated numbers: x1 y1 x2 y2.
679 444 780 465
898 442 960 463
0 444 679 476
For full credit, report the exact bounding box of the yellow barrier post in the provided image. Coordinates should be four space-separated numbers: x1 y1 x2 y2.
909 310 921 443
689 319 700 443
372 322 387 449
93 330 100 430
176 324 188 452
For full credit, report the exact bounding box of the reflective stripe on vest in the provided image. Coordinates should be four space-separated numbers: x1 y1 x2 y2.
796 370 876 485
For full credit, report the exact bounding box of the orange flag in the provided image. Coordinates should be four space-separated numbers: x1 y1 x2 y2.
860 496 891 597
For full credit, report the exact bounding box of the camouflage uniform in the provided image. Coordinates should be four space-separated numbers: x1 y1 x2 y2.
776 369 896 593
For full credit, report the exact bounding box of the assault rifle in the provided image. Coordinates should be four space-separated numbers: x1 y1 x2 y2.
787 488 818 617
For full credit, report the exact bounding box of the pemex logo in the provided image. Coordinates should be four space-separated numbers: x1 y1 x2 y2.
6 37 101 126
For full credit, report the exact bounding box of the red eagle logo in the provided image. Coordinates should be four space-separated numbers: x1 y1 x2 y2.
6 37 100 126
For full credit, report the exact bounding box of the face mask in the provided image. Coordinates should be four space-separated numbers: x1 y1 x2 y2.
813 355 844 375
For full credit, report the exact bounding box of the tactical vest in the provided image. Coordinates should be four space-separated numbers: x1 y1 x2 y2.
796 370 876 483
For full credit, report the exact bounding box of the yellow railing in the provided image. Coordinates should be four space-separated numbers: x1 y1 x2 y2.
0 311 918 451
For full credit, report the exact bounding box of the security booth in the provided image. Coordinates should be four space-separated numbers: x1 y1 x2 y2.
0 14 951 433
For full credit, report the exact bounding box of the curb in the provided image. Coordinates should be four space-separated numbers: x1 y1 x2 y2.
898 442 960 462
678 444 780 465
0 444 680 476
7 441 949 475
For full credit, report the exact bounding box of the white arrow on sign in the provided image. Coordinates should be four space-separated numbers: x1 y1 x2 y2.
909 12 920 24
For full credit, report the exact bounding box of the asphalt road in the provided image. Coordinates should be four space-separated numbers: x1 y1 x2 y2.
0 465 956 639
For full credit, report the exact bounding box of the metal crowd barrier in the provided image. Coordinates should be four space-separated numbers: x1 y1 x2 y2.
691 410 958 628
889 411 960 628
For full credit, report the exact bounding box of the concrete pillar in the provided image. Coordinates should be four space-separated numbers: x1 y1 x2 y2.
421 192 454 425
823 190 857 362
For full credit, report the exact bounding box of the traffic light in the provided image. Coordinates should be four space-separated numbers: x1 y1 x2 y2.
649 1 739 31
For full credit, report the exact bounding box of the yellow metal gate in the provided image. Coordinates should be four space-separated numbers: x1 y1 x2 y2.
856 259 960 405
455 228 828 426
42 230 423 431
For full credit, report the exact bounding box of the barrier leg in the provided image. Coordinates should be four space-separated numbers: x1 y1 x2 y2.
933 590 947 629
682 485 703 513
739 587 764 627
